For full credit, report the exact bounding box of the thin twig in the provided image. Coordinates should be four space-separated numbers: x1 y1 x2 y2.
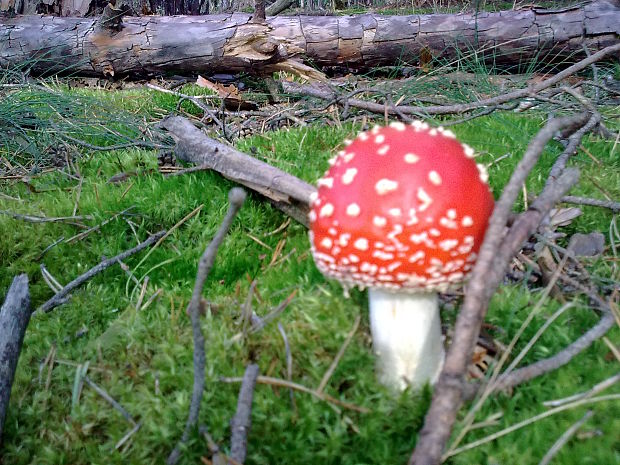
167 188 246 465
220 375 370 413
83 375 137 426
36 236 65 260
250 289 297 332
140 288 162 311
317 314 361 394
115 421 142 451
0 209 91 226
282 43 620 119
538 410 594 465
65 206 136 244
40 264 64 293
146 83 224 130
494 312 616 391
56 127 169 151
545 111 599 190
230 364 259 464
136 276 150 311
448 256 571 456
277 323 296 413
37 230 166 314
543 372 620 408
228 289 297 344
127 204 204 297
240 281 258 340
561 195 620 213
445 394 620 459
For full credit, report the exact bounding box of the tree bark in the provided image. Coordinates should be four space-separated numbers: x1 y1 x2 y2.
160 116 315 225
0 274 31 441
1 0 619 78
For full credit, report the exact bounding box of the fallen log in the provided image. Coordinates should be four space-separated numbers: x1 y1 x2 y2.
1 0 618 78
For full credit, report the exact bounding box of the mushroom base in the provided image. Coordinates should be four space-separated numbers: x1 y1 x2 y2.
368 289 444 391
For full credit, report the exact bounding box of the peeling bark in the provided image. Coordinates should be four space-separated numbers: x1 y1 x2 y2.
1 1 619 78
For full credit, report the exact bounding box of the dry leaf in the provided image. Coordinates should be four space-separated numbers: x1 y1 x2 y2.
196 75 257 111
549 207 582 228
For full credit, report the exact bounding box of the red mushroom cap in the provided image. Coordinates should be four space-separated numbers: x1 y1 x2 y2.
309 121 494 292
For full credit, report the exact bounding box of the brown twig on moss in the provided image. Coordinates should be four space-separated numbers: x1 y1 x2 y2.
317 314 361 394
167 188 246 465
220 375 370 413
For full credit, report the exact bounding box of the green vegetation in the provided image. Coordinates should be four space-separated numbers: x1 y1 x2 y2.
1 72 619 465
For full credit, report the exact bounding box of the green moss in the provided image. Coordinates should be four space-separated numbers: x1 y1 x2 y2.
1 80 619 465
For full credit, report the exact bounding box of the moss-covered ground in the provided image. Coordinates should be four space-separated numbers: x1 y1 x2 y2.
1 77 619 464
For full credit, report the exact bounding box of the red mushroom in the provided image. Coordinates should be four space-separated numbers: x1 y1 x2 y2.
308 121 494 390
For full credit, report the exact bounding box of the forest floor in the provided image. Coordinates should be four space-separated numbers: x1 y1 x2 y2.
1 41 620 465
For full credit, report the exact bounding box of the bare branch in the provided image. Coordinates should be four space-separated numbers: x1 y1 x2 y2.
230 364 260 464
561 195 620 213
317 314 361 394
37 231 166 314
83 375 137 426
277 322 297 413
160 116 314 225
410 113 590 465
494 312 615 391
167 188 246 465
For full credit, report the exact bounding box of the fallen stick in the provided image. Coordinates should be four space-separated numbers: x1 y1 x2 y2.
494 312 616 392
282 43 620 118
159 116 315 226
277 323 296 413
0 209 91 227
561 195 620 212
83 375 137 426
0 274 30 440
230 364 260 464
410 113 590 465
167 188 246 465
37 230 166 314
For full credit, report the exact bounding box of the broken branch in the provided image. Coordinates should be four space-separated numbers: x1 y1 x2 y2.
229 364 259 464
37 230 166 314
410 113 590 465
0 274 30 440
167 188 246 465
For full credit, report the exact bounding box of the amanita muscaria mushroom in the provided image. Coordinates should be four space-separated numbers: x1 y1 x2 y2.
308 121 494 390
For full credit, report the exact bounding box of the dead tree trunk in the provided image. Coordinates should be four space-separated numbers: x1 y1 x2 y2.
1 0 619 78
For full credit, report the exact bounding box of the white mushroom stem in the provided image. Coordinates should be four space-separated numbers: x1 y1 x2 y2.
368 289 445 391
